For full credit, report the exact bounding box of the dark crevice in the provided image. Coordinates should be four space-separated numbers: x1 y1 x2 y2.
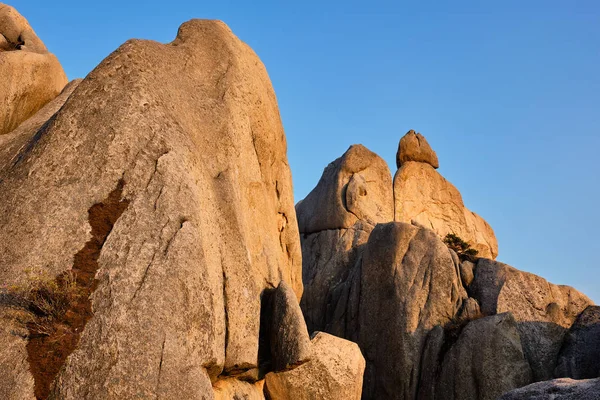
257 288 275 379
26 179 129 399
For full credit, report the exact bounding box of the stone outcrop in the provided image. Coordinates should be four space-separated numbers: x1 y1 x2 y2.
396 129 439 168
296 144 393 234
0 3 68 135
393 160 498 259
265 332 365 400
299 220 371 338
499 378 600 400
213 379 265 400
555 305 600 379
469 259 592 381
0 18 307 399
359 222 466 399
297 137 595 399
296 143 393 339
269 280 312 371
435 313 532 400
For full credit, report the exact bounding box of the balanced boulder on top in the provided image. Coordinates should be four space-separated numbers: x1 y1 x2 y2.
396 129 439 169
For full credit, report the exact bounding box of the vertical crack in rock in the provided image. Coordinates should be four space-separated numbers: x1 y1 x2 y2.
221 253 230 372
26 179 129 399
257 288 275 377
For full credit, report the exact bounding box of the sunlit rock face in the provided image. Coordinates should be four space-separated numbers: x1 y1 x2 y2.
393 130 498 259
0 3 68 136
0 16 315 399
297 135 594 400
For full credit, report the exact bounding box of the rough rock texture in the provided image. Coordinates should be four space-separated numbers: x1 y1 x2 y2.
265 332 365 400
270 280 312 371
213 379 265 400
0 308 35 400
0 79 81 169
470 259 592 381
436 313 532 400
393 161 498 259
296 144 393 234
555 305 600 379
358 222 466 400
0 4 68 135
0 19 303 399
396 130 439 169
299 220 371 338
499 378 600 400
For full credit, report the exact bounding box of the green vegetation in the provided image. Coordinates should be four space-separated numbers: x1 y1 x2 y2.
443 233 479 262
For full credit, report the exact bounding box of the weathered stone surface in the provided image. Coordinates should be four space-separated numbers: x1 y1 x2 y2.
296 144 393 233
555 305 600 379
396 129 439 168
213 379 265 400
265 332 365 400
393 161 498 259
270 280 312 371
0 4 68 135
0 19 302 399
358 222 466 399
299 220 371 338
0 3 47 52
456 297 482 321
0 79 81 169
459 260 475 288
470 259 592 381
436 313 532 400
0 309 35 400
498 378 600 400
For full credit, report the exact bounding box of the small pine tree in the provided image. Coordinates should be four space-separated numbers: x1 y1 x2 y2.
443 233 479 262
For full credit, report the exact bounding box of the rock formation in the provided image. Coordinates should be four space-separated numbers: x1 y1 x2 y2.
0 5 597 400
499 378 600 400
0 3 68 136
296 144 393 233
469 259 591 381
0 11 340 399
297 138 594 399
396 129 439 169
265 332 365 400
393 131 498 259
434 313 532 400
555 305 600 379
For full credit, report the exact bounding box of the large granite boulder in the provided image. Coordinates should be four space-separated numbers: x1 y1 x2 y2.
555 305 600 379
0 19 304 399
296 144 393 234
358 222 466 399
435 313 532 400
499 378 600 400
265 332 365 400
0 3 68 135
269 280 312 371
470 259 592 381
393 160 498 259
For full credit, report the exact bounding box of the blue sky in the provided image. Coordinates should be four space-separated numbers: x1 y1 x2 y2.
16 1 599 302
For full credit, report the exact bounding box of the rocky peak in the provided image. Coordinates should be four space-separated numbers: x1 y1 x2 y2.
396 129 439 169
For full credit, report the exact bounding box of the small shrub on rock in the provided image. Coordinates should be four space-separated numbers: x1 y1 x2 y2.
443 233 479 262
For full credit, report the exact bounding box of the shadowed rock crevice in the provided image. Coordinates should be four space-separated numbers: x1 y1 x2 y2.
26 179 129 399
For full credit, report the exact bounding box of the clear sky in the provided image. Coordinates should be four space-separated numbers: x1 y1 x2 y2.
15 1 600 302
